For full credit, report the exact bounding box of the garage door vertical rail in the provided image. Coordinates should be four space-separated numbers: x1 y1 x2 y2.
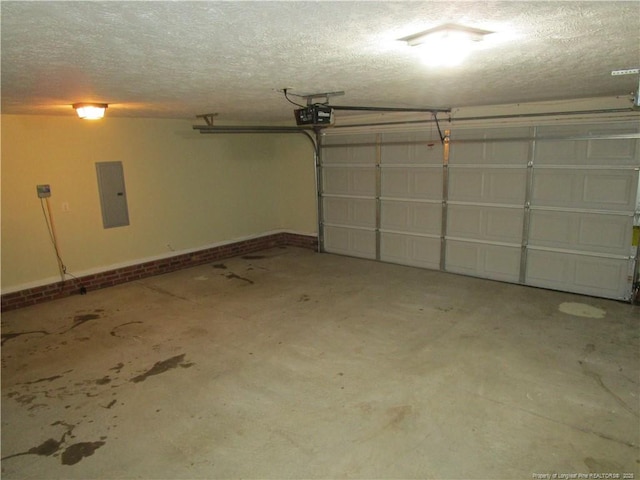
316 129 325 253
440 130 451 271
519 127 537 284
375 134 382 260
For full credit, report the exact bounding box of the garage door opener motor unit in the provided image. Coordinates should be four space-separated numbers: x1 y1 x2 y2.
294 105 334 126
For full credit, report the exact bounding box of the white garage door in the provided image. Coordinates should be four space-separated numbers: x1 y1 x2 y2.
526 123 639 299
319 121 639 300
380 131 443 269
321 134 377 259
446 127 530 283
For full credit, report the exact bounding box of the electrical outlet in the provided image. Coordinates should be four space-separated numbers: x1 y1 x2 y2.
36 184 51 198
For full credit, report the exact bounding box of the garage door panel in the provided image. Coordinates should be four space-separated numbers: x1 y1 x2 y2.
532 169 637 211
536 123 639 137
449 169 526 204
446 241 520 282
381 201 441 235
528 211 632 256
323 198 376 228
380 233 440 269
381 132 443 165
587 138 637 162
536 139 638 166
322 146 375 165
447 205 482 237
577 215 632 252
323 167 376 196
526 250 630 299
381 168 442 199
448 205 524 243
323 133 377 145
452 127 531 141
450 141 529 165
324 226 376 259
583 174 635 207
536 122 639 165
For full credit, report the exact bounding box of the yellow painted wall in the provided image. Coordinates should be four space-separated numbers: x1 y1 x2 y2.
272 133 318 234
1 115 317 292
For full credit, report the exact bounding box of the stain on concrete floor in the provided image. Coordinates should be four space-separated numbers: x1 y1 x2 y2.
1 420 106 467
60 441 106 466
1 330 49 346
130 354 194 383
559 302 606 318
225 272 254 285
110 321 144 337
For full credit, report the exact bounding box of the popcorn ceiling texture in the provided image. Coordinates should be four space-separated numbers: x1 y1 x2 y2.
1 1 638 121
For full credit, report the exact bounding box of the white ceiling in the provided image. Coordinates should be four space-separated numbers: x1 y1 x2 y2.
2 1 639 122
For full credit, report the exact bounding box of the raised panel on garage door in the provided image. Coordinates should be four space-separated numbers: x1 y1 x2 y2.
323 167 376 197
447 205 523 244
536 124 639 166
380 233 441 269
381 167 442 200
323 197 376 228
381 201 441 235
381 132 443 165
324 226 376 259
528 210 633 257
446 241 521 282
526 250 631 299
448 168 527 205
532 169 637 211
322 134 377 164
449 127 531 165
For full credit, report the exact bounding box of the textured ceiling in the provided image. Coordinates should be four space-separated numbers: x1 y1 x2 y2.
1 1 639 122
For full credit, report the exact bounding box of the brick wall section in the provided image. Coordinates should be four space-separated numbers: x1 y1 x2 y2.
1 232 318 311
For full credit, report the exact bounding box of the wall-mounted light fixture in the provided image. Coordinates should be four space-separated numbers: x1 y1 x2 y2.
400 23 493 67
72 103 108 120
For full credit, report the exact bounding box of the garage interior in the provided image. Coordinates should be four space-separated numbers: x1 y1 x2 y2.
1 2 639 479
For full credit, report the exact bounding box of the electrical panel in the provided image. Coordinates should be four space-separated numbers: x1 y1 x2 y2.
36 184 51 198
96 162 130 229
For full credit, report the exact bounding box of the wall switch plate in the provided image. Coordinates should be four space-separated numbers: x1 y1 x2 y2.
36 184 51 198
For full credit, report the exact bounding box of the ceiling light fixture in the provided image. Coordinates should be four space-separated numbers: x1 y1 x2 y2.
72 103 108 120
400 23 493 67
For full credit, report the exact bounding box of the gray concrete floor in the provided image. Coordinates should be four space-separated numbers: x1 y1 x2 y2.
1 246 638 479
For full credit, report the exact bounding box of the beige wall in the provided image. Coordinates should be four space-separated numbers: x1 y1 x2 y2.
1 115 317 292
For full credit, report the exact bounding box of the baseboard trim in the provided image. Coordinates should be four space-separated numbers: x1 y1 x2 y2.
1 232 318 311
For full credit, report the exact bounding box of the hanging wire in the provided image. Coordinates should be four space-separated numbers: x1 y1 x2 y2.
283 88 306 108
40 198 86 293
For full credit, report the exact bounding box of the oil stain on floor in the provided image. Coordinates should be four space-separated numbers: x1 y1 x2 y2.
130 354 194 383
224 272 254 285
1 422 106 467
60 441 106 466
1 330 49 346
